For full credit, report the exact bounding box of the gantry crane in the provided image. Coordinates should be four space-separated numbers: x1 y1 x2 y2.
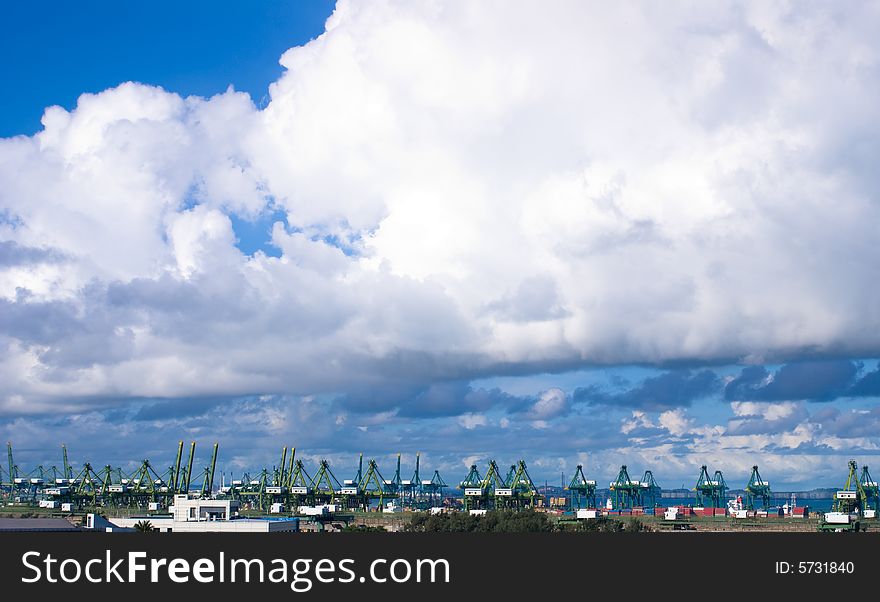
239 469 270 510
482 460 509 509
566 465 597 509
609 465 641 509
640 470 661 507
357 458 397 510
383 454 403 500
859 465 878 515
460 464 485 511
695 465 728 508
833 460 867 516
819 460 869 532
310 459 342 504
744 465 771 510
460 459 528 510
505 460 541 508
423 469 447 508
125 459 167 506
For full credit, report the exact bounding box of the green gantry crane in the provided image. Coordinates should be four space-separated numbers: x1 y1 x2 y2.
69 463 106 508
357 458 396 510
482 460 509 509
640 470 661 508
609 465 641 509
310 459 342 504
239 469 270 510
460 464 485 511
695 465 728 508
505 460 541 509
126 459 167 506
566 465 597 509
744 465 771 510
341 453 365 510
819 460 869 532
424 469 447 508
859 465 878 515
833 460 867 515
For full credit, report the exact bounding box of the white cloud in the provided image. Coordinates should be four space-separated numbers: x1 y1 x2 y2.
2 1 880 413
731 401 800 420
525 388 570 422
658 409 693 437
457 413 487 430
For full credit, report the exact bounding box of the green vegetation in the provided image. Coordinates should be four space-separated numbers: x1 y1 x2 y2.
133 520 155 532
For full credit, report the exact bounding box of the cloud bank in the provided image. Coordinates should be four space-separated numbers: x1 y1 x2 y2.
3 1 880 416
2 1 880 487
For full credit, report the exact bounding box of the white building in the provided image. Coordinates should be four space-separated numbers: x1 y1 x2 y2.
92 495 299 533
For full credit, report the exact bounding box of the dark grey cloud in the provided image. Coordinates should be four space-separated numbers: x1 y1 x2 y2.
0 291 136 369
725 361 860 402
132 397 232 421
338 380 519 418
809 406 880 439
847 366 880 398
573 369 720 410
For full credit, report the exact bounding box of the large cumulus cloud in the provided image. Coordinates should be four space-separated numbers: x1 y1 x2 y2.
2 0 880 419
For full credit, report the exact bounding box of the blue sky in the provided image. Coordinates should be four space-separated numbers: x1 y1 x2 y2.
0 1 335 136
2 1 880 490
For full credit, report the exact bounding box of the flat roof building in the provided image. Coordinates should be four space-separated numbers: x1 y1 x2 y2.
94 495 299 533
0 518 81 532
